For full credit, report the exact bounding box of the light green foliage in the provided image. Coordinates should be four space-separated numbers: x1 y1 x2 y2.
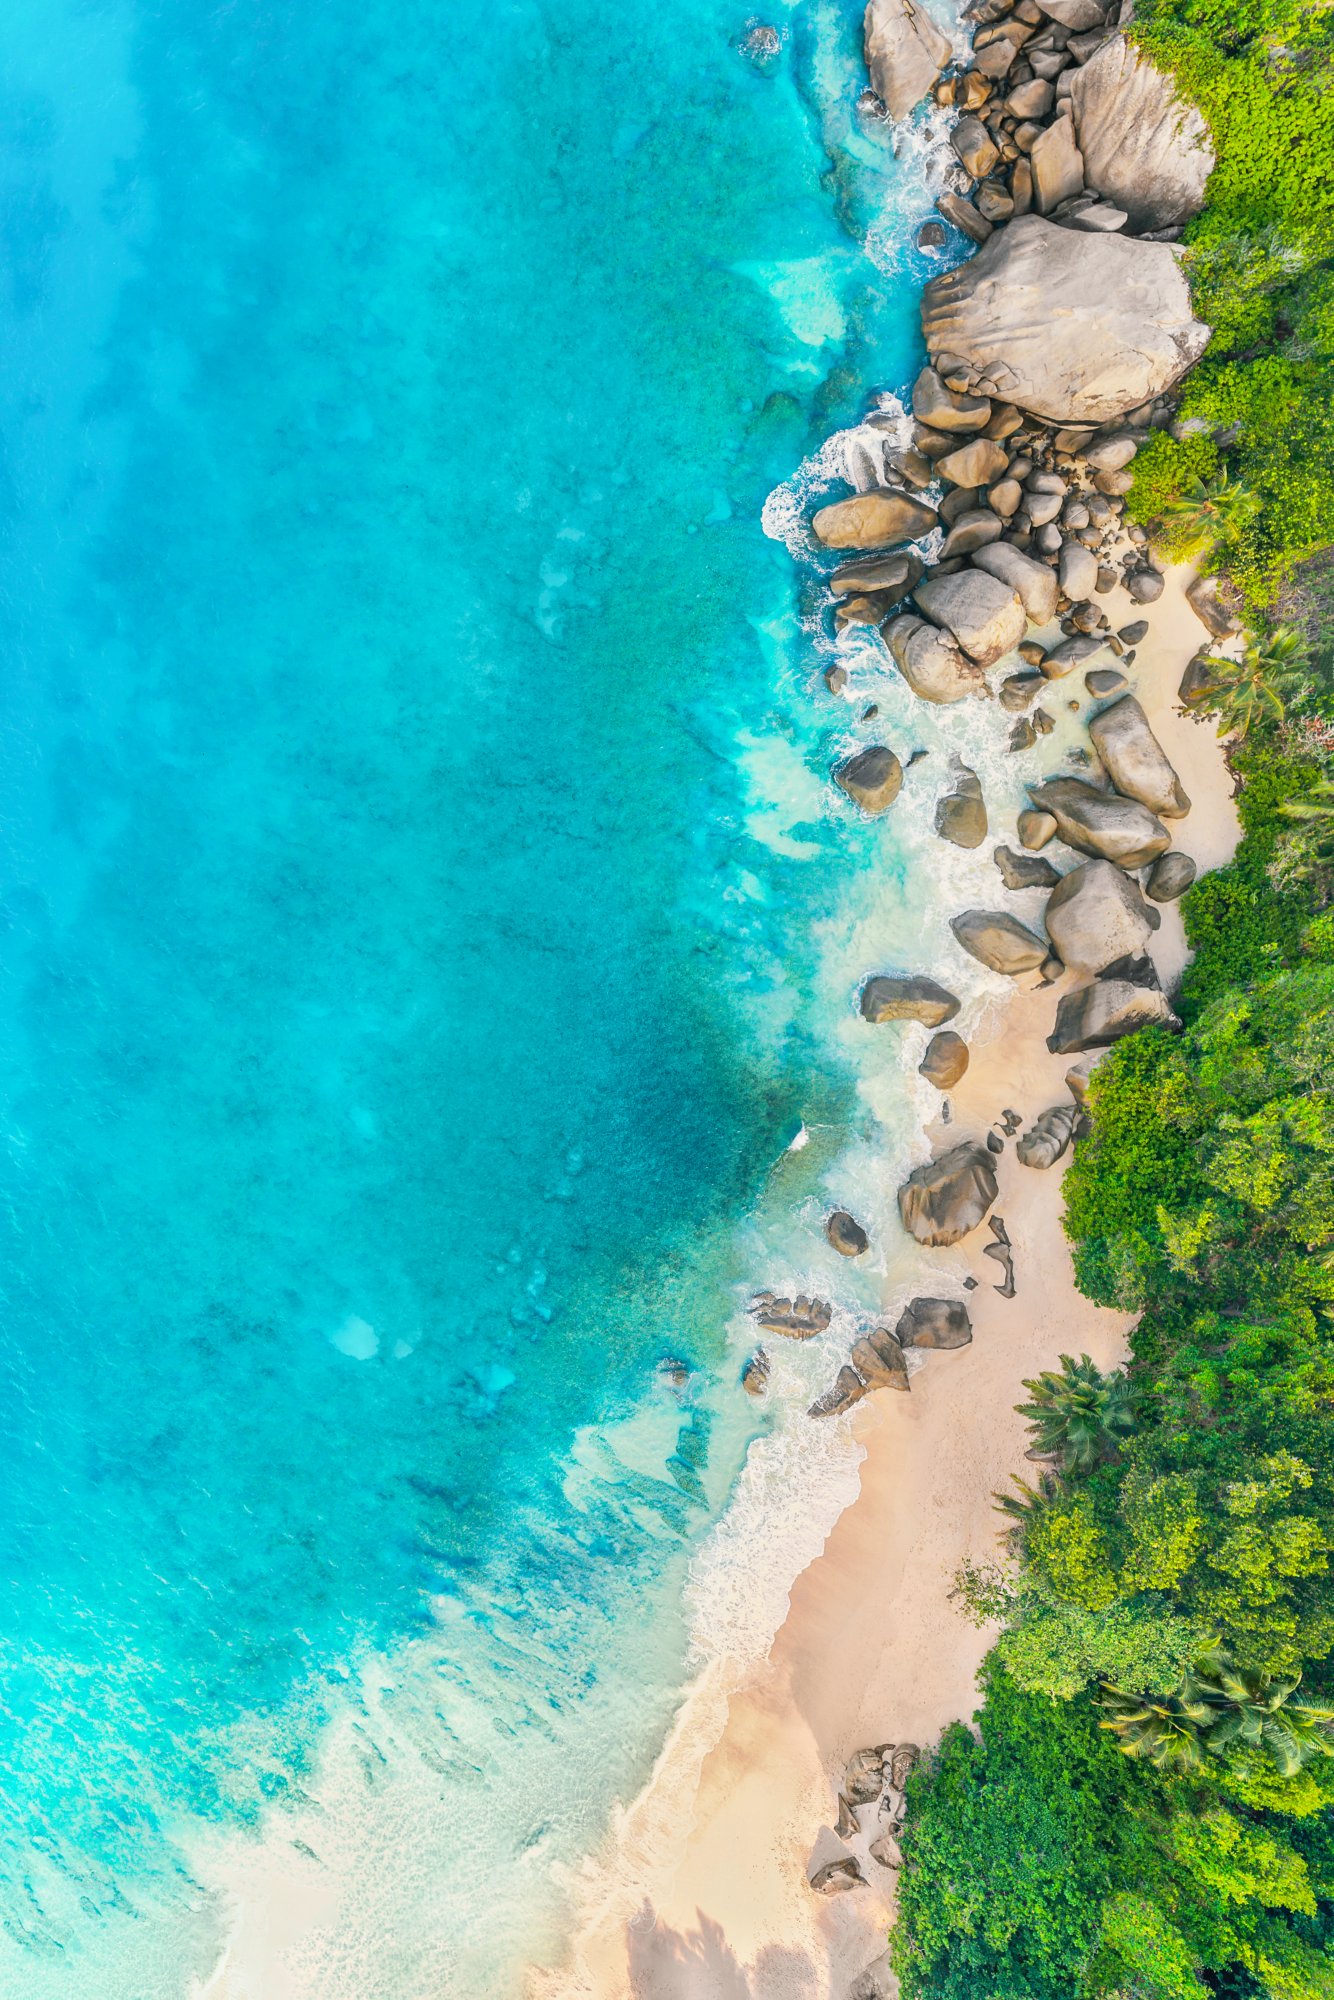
1099 1892 1211 1999
997 1595 1204 1702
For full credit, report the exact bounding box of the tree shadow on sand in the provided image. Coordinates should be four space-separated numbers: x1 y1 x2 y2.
624 1900 823 1998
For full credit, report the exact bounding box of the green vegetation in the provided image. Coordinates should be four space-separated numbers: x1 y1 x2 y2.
1125 0 1334 617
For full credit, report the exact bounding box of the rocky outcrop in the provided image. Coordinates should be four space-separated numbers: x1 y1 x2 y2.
895 1297 972 1348
863 0 953 121
835 744 904 814
885 613 990 703
861 973 960 1025
741 1349 771 1396
830 551 923 596
1069 36 1215 233
1028 776 1172 870
994 844 1061 890
1016 1103 1080 1168
950 909 1049 975
1031 114 1084 215
898 1141 999 1245
1048 952 1182 1053
972 542 1059 623
1043 858 1157 972
809 1853 868 1893
915 569 1026 666
1145 850 1197 902
851 1327 911 1390
750 1293 832 1338
935 766 988 847
808 1366 870 1419
921 216 1210 425
813 488 938 549
919 1029 969 1088
827 1210 870 1257
1088 695 1191 817
912 365 991 432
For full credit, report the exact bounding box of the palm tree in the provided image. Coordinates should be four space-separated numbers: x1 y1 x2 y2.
1159 466 1260 555
1280 778 1334 875
993 1468 1059 1527
1097 1682 1208 1773
1016 1354 1137 1475
1196 625 1309 739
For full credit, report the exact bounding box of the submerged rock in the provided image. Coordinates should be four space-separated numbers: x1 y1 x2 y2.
895 1297 972 1348
950 909 1049 976
898 1141 999 1246
921 215 1210 425
741 1348 771 1396
1028 776 1172 870
1069 36 1215 233
834 744 905 814
1043 858 1158 973
1088 694 1190 818
919 1029 969 1089
861 973 960 1026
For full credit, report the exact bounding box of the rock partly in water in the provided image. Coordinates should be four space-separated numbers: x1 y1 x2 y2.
741 1349 771 1396
898 1141 1000 1246
912 365 992 433
749 1293 834 1338
834 744 905 814
1048 952 1182 1053
1018 807 1058 851
830 551 923 596
950 909 1049 976
971 542 1060 623
863 0 953 121
921 215 1210 426
1145 849 1197 902
808 1366 870 1420
994 844 1061 889
915 569 1026 667
851 1327 911 1391
895 1297 973 1348
1043 858 1158 973
813 488 938 550
935 765 988 848
1069 35 1215 233
861 973 961 1026
885 613 991 704
920 1029 969 1088
1088 694 1190 817
1016 1103 1080 1168
827 1209 870 1257
1028 776 1172 869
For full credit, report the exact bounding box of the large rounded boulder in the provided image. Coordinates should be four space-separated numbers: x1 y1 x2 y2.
921 216 1210 425
1069 37 1215 234
1028 776 1172 871
951 909 1049 976
863 0 953 121
898 1141 999 1246
1043 859 1157 973
1088 694 1191 819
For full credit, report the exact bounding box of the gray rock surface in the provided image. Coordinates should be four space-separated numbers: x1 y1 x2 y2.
813 487 938 549
1016 1103 1080 1168
951 909 1049 975
741 1349 771 1396
860 973 961 1025
895 1297 973 1348
830 551 922 595
885 613 990 703
919 1029 969 1087
863 0 953 120
1047 952 1182 1053
972 541 1060 622
1028 775 1171 869
916 569 1026 666
834 744 905 814
994 844 1062 889
940 509 1005 559
1088 694 1191 817
1059 541 1099 601
1145 849 1197 901
1018 807 1058 850
899 1141 999 1246
1032 114 1085 214
921 215 1210 425
1044 858 1157 972
937 437 1011 487
1070 35 1215 232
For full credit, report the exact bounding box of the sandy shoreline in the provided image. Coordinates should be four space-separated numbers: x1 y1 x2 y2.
533 561 1242 2000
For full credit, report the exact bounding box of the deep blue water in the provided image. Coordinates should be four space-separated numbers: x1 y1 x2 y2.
0 0 937 1988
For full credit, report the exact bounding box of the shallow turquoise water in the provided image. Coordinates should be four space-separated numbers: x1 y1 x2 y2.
0 0 941 1988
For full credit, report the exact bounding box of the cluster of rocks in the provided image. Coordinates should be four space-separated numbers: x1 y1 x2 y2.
809 1742 920 1893
807 1294 974 1417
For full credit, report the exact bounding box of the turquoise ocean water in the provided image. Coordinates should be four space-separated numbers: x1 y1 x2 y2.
0 1 955 1991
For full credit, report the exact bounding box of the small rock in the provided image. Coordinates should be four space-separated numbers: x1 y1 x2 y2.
951 113 1001 180
1126 567 1165 604
935 191 993 247
941 508 1005 559
1085 667 1128 697
999 671 1047 711
829 551 921 596
1016 1103 1080 1168
843 1748 889 1805
1117 619 1149 644
834 744 905 815
994 844 1061 889
911 365 992 434
885 613 991 704
868 1833 902 1871
826 1210 870 1257
1058 541 1099 600
741 1349 771 1396
1017 807 1058 850
1144 850 1196 902
917 219 947 249
1185 572 1241 639
809 1854 867 1894
936 438 1011 488
808 1365 869 1420
920 1029 969 1088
